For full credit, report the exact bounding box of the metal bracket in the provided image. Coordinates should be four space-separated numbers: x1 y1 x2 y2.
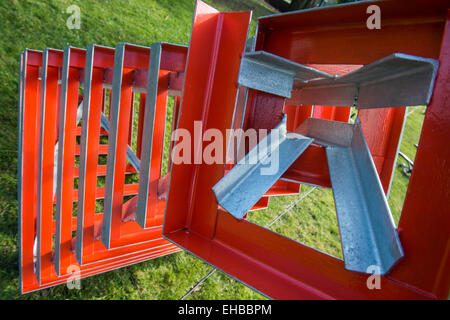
239 51 438 109
294 53 439 108
238 51 332 98
213 115 313 219
297 117 404 274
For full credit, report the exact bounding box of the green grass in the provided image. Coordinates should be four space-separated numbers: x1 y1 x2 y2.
0 0 426 300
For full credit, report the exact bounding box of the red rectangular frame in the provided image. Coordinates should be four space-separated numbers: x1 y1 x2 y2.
163 0 450 299
18 45 184 293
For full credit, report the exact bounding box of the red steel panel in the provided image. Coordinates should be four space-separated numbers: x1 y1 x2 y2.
55 47 83 276
25 245 179 294
18 50 42 293
164 1 252 238
140 69 169 228
164 0 450 300
390 11 450 298
36 49 63 284
19 44 183 293
77 44 178 259
77 46 110 263
102 43 189 237
359 107 407 193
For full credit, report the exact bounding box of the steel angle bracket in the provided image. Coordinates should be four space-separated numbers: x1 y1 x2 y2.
239 51 438 108
292 53 439 108
213 115 313 219
297 118 404 274
238 51 332 98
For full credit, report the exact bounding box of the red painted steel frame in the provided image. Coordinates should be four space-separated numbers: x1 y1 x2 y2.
36 48 64 284
164 0 450 299
18 40 273 292
55 47 84 277
18 49 42 293
101 44 155 247
136 43 188 230
164 0 252 236
76 44 188 265
18 44 185 293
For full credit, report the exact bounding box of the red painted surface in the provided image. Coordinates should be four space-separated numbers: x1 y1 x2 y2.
55 48 83 276
19 50 42 293
164 0 450 299
19 0 450 299
37 49 63 284
18 44 186 293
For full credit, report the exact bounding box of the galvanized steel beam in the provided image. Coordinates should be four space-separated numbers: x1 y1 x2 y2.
238 51 331 98
297 117 403 274
213 116 313 219
239 51 438 109
291 53 439 108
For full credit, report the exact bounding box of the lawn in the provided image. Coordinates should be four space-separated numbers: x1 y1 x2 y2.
0 0 425 300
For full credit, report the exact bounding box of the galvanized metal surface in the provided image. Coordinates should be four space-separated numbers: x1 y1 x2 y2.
297 118 403 274
238 51 331 98
213 116 312 219
239 50 438 109
292 53 439 108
